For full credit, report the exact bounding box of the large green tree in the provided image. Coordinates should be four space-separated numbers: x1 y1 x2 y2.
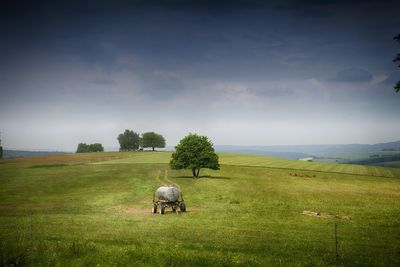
76 143 89 153
141 132 166 151
393 34 400 92
170 133 219 177
88 143 104 152
76 143 104 153
118 129 140 151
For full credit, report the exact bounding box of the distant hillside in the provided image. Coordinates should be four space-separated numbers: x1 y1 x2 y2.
214 148 311 160
4 140 399 161
215 141 400 158
2 150 67 159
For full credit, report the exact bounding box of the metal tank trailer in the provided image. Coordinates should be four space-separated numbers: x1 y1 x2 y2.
152 186 186 214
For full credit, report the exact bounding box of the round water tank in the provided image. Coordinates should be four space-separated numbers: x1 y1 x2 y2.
155 186 180 202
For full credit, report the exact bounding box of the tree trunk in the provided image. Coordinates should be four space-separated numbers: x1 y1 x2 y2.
192 168 196 177
152 147 155 151
196 168 201 177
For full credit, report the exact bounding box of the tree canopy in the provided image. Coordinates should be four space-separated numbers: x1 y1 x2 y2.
393 34 400 92
76 143 104 153
170 133 219 177
118 129 140 151
0 134 2 159
141 132 166 151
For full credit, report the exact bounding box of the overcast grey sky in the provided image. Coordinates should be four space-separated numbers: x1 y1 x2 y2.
0 0 399 151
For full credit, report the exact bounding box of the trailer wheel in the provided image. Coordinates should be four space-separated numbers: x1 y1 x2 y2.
151 203 157 214
172 206 176 212
159 204 165 214
179 203 186 212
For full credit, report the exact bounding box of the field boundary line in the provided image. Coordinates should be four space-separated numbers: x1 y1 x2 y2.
87 162 399 179
221 164 399 179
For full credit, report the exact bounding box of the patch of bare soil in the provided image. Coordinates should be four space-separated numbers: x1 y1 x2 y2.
302 210 351 220
4 153 129 165
125 207 152 216
106 205 202 216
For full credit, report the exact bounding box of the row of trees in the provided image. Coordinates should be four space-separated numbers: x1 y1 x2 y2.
118 130 166 151
73 132 219 179
75 130 166 153
76 143 104 153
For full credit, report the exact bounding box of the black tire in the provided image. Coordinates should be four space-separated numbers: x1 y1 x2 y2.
179 203 186 212
152 203 157 214
159 205 165 214
172 207 176 212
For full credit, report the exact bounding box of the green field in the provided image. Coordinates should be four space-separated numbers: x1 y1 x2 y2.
1 152 399 266
314 151 400 166
99 152 400 178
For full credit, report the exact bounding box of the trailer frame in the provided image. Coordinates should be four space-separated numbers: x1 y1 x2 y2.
152 193 186 214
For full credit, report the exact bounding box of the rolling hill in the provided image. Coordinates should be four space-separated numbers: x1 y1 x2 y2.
0 152 399 266
215 140 400 157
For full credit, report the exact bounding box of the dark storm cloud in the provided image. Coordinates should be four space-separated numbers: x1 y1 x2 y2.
142 72 186 100
1 0 398 86
1 0 398 81
91 79 115 85
248 87 294 98
0 0 400 150
139 0 266 11
332 68 373 83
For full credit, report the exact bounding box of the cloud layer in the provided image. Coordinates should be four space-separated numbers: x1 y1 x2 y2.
0 0 399 150
333 68 373 83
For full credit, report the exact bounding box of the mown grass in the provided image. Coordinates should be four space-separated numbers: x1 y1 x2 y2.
0 152 399 266
98 151 400 178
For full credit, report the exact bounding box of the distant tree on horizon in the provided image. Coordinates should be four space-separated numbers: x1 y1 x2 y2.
141 132 166 151
170 133 219 178
393 34 400 92
0 134 3 159
76 143 104 153
118 129 140 151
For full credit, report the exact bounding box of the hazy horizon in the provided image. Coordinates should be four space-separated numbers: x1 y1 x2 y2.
1 0 400 151
4 140 400 153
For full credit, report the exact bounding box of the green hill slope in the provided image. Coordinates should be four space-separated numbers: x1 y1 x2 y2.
0 152 399 266
97 151 400 178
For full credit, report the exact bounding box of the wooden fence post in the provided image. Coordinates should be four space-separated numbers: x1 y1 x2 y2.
29 212 32 241
334 223 339 267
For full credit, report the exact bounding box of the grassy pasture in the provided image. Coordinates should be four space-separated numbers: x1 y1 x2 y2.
98 151 400 178
0 152 399 266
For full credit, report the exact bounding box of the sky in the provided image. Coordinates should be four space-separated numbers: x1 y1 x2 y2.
0 0 399 151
